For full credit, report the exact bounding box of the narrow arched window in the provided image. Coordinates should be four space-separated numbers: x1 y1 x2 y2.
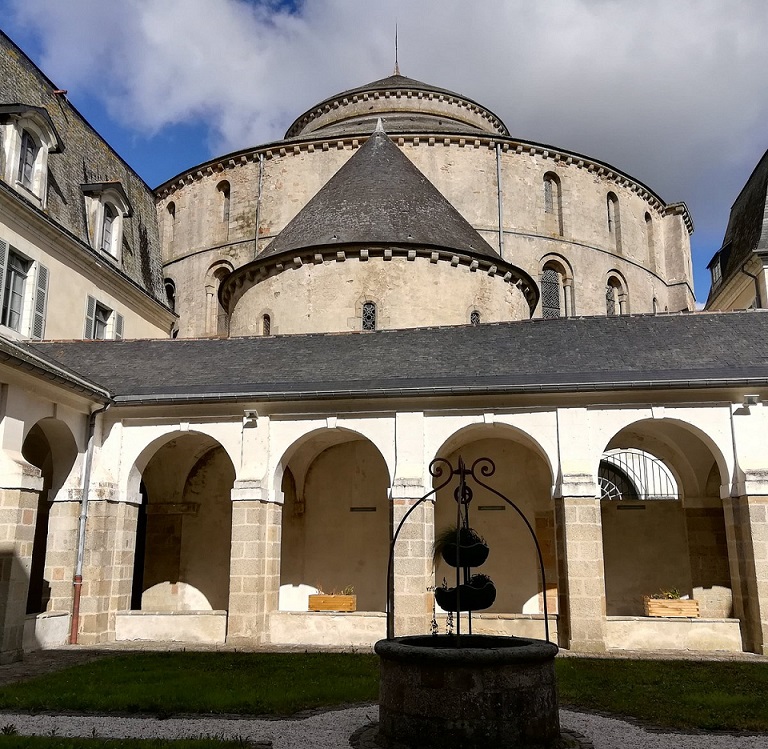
164 279 176 313
543 173 563 235
262 313 271 336
217 181 230 225
470 310 480 326
17 130 38 189
645 212 656 272
166 202 176 243
607 192 622 253
101 203 117 255
362 301 376 331
541 267 562 319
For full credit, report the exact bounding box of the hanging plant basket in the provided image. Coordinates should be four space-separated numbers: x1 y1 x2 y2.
434 575 497 612
434 526 490 569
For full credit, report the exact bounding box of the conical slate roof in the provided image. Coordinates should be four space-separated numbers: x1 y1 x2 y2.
258 124 503 262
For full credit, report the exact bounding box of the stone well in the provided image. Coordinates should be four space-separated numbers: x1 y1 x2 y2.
375 634 560 749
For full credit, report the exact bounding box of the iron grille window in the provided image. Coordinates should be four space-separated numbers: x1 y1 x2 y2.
362 301 376 331
541 268 561 319
263 313 271 336
606 283 617 316
470 310 480 326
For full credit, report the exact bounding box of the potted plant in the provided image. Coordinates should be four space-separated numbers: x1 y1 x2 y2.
433 525 490 569
643 588 700 617
308 585 356 612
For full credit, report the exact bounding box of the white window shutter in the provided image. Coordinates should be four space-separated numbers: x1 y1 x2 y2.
31 263 49 340
84 295 96 338
114 312 124 340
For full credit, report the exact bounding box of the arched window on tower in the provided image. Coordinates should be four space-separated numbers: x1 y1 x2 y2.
606 275 628 316
362 301 376 331
543 172 563 235
607 192 622 254
645 212 656 273
164 278 176 313
262 313 271 336
470 310 480 326
166 202 176 244
540 259 573 319
217 181 230 233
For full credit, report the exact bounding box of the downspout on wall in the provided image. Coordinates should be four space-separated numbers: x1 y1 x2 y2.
69 401 111 644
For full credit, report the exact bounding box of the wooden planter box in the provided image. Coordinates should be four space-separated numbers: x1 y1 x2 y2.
644 597 700 618
308 594 356 612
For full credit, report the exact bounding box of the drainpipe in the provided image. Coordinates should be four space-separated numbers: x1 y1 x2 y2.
495 143 505 259
69 401 111 644
253 153 264 260
741 261 763 309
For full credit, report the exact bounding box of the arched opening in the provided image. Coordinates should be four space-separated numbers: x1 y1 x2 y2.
362 301 376 331
278 429 390 613
606 273 628 316
21 419 77 615
165 202 176 245
645 212 657 273
606 192 622 254
540 257 573 318
164 278 176 313
217 181 230 239
543 172 563 236
432 426 555 638
130 432 234 614
205 262 232 336
599 419 732 622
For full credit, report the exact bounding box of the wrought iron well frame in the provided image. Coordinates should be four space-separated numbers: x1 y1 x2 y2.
385 456 551 643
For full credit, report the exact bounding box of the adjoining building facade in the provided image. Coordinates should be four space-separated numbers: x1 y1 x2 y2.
2 30 768 663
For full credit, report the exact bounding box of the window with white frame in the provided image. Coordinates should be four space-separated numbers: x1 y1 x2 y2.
0 105 63 208
84 295 123 340
81 182 132 261
0 239 49 339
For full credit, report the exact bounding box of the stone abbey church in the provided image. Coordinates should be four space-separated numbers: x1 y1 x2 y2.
2 28 768 664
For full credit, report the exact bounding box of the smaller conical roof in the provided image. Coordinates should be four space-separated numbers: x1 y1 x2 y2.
258 124 503 262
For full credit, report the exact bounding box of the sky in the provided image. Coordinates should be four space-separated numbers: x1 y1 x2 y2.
3 0 768 303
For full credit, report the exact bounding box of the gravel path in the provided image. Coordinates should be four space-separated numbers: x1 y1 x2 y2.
1 706 767 748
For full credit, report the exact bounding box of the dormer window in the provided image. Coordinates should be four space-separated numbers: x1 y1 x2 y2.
17 130 38 189
0 104 63 208
81 182 132 261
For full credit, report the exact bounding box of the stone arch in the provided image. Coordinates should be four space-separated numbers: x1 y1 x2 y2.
605 269 628 315
127 430 235 613
205 260 233 336
598 417 732 619
542 171 563 235
21 418 78 615
431 423 556 632
539 253 574 318
276 427 391 612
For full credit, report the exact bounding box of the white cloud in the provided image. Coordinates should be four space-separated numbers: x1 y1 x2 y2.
7 0 768 294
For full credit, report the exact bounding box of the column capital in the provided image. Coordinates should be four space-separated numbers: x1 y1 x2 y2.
556 473 598 499
231 479 280 504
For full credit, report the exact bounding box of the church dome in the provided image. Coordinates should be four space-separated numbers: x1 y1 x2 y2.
284 73 509 139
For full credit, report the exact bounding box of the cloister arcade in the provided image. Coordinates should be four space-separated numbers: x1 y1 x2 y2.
5 400 767 658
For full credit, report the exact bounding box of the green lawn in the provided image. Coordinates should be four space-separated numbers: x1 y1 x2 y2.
0 652 766 733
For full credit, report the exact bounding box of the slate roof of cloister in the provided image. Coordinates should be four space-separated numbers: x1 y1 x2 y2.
24 310 768 405
256 126 504 263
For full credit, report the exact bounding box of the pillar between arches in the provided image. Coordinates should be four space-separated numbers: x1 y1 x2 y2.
723 493 768 654
0 460 43 662
391 479 434 637
227 480 281 644
555 474 607 652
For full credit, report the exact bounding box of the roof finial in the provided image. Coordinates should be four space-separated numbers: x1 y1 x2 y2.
394 23 400 75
